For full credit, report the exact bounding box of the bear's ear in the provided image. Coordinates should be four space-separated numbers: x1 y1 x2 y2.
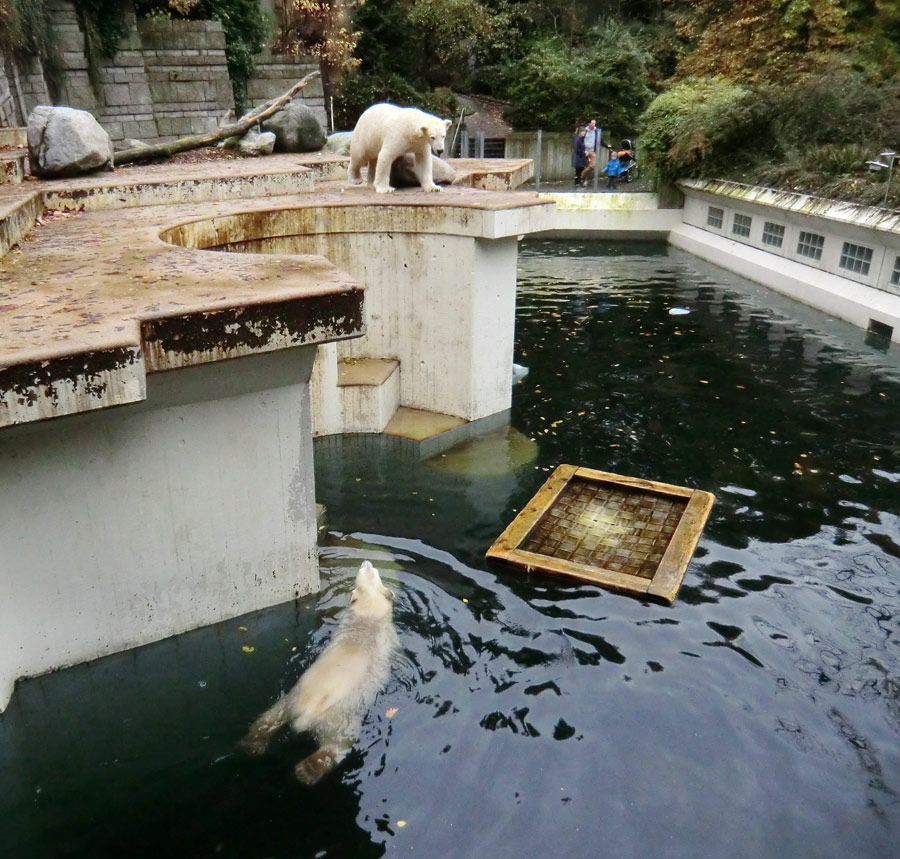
443 119 452 131
420 124 430 137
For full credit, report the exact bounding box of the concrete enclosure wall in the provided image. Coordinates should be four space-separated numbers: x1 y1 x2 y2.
0 0 324 141
248 232 519 422
0 348 321 711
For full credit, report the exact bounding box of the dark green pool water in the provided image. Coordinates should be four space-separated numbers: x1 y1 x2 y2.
2 239 898 858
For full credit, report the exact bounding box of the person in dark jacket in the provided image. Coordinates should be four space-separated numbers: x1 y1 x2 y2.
572 128 587 187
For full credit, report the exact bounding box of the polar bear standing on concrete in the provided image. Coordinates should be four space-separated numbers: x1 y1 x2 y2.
240 561 398 784
348 102 452 194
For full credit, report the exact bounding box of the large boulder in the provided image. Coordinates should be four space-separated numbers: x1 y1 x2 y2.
390 153 457 188
261 101 326 152
324 131 352 156
27 106 114 178
223 130 276 157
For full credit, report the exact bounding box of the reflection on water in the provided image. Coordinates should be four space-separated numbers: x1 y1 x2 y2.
2 239 899 858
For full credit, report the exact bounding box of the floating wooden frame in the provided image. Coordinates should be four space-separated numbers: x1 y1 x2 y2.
486 465 715 604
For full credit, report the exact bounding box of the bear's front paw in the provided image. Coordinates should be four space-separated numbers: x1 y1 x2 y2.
422 184 442 193
374 185 396 194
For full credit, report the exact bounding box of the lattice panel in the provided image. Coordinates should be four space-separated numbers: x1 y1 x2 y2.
522 478 685 579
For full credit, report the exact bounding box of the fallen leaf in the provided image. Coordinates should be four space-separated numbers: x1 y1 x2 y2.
386 707 398 718
396 821 407 828
242 645 255 653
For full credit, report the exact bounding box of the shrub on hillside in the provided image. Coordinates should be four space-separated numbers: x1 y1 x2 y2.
499 22 653 132
638 77 764 182
332 72 458 130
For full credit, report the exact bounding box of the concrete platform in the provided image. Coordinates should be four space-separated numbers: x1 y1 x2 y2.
384 406 467 440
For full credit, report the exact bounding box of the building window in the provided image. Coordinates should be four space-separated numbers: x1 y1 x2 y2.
707 206 723 229
762 222 784 248
839 242 873 276
891 256 900 286
797 231 825 261
732 213 752 238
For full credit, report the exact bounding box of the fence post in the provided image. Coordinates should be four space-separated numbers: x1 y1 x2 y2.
477 131 485 159
535 129 542 192
460 129 469 158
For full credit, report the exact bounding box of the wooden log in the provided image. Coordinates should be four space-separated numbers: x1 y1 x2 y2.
113 71 321 166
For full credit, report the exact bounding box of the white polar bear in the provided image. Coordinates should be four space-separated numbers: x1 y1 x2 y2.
240 561 398 784
348 102 452 194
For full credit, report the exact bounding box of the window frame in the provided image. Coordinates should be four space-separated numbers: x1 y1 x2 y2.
796 231 825 261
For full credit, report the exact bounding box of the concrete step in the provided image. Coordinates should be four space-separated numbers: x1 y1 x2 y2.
337 357 400 433
0 187 42 256
383 406 467 441
0 128 27 147
0 150 28 186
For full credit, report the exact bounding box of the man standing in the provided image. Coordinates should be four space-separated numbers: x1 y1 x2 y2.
584 119 598 154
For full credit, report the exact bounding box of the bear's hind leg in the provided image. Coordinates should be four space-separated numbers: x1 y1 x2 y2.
238 696 289 755
365 158 378 187
294 740 351 785
347 155 364 185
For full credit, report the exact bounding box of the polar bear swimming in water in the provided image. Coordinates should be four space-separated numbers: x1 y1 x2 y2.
240 561 398 784
348 102 452 194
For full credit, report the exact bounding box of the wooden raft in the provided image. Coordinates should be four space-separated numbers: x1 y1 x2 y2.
486 465 715 604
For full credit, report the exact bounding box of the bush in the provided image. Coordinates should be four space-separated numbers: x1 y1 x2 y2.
638 77 764 182
499 22 654 133
332 72 458 130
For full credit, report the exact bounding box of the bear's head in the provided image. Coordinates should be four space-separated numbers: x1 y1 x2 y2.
349 560 395 619
421 118 453 157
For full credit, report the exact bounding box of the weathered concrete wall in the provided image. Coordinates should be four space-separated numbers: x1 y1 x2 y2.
170 198 555 430
534 191 681 238
293 232 520 422
0 347 320 713
0 0 325 142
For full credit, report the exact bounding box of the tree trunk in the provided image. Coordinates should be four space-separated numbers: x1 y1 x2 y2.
113 71 321 167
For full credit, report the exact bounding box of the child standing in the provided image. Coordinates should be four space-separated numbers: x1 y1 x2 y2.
602 149 623 190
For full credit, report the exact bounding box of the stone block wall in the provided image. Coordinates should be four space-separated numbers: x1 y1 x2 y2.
0 1 325 143
0 59 21 127
247 49 326 128
137 17 232 140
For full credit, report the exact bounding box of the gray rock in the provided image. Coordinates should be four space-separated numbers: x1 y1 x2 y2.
324 131 352 156
27 106 114 178
118 138 152 151
390 153 457 187
223 130 276 157
261 101 326 152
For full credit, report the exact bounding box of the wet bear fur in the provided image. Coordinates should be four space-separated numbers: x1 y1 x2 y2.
240 561 398 784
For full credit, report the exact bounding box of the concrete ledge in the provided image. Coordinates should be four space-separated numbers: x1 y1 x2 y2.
0 188 42 256
160 185 555 247
0 150 27 185
338 357 400 433
534 192 682 238
39 153 347 211
0 127 27 147
0 194 366 427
